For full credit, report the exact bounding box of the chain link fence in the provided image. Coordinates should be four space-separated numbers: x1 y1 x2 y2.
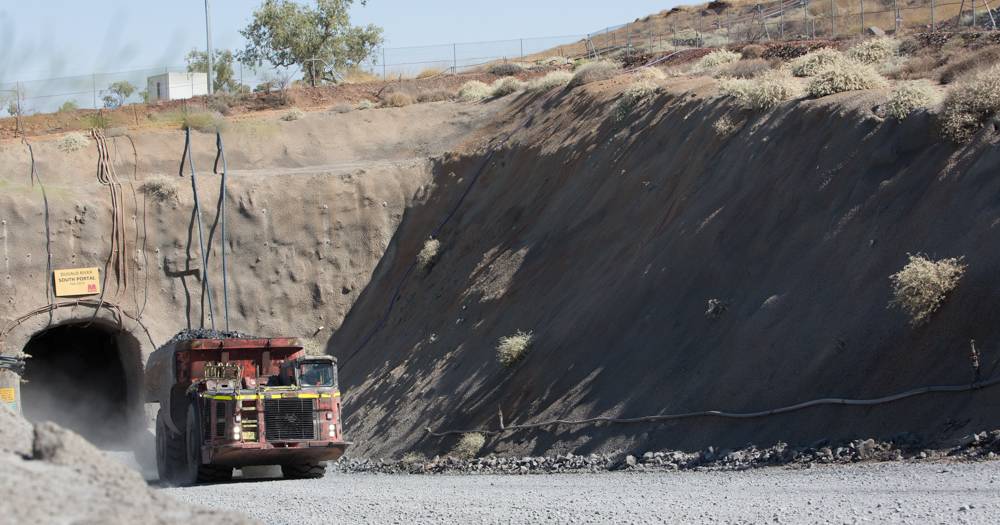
2 0 996 116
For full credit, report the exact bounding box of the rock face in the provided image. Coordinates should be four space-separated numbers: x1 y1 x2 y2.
332 79 1000 459
0 407 257 524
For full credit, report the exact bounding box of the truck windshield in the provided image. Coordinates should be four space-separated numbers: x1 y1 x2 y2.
298 362 335 387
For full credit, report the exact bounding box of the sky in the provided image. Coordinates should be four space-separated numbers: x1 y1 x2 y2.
0 0 676 83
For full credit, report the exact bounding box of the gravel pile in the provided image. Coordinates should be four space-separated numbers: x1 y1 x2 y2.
165 328 260 345
334 429 1000 475
0 405 257 524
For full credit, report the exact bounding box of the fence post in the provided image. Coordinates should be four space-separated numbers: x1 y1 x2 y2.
893 0 900 31
803 0 809 37
520 39 524 60
860 0 864 34
780 1 785 39
92 74 97 109
931 0 935 29
972 0 977 28
382 47 387 79
452 43 457 74
831 0 836 36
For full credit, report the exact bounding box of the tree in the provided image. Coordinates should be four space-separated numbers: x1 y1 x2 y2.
103 81 136 108
238 0 383 86
186 49 238 93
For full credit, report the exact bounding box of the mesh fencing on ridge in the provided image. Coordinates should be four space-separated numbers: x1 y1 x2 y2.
1 0 996 115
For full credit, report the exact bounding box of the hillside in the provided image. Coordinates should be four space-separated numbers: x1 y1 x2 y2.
330 66 1000 458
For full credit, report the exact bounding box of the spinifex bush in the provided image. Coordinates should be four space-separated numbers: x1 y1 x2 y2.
889 254 966 326
847 37 900 65
939 64 1000 142
458 80 492 101
884 81 940 119
790 48 846 77
568 61 619 88
720 70 801 109
806 61 888 97
497 330 533 367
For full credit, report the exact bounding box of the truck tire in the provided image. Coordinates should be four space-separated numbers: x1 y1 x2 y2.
157 408 187 484
281 462 327 479
172 401 202 486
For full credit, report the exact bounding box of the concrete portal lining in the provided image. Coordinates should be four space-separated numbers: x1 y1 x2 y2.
1 302 155 446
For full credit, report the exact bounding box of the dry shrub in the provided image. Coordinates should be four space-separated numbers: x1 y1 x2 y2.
57 132 89 153
178 110 225 132
568 60 619 88
540 56 572 67
713 114 738 136
488 62 524 76
382 92 414 107
632 67 667 83
847 37 900 65
357 100 376 110
281 107 305 121
458 80 492 101
892 53 946 80
614 81 657 121
497 330 533 367
790 48 845 77
417 238 441 269
416 68 443 79
331 103 353 114
526 71 573 92
416 89 453 103
939 64 1000 142
741 44 766 59
806 61 888 97
939 46 1000 84
695 49 741 71
884 81 941 119
451 433 485 459
889 254 966 326
139 175 179 203
490 77 524 97
716 58 772 79
342 68 381 84
720 69 801 109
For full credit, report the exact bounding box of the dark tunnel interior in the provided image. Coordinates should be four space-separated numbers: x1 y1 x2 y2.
21 323 138 447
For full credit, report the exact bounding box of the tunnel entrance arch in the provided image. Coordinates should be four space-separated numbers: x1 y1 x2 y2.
20 322 144 447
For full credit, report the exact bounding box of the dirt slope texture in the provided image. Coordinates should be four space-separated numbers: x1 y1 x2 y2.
330 76 1000 458
0 101 499 445
0 405 256 524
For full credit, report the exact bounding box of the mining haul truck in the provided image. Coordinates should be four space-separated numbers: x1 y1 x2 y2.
147 336 348 485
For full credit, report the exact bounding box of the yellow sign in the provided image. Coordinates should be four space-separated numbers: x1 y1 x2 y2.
53 267 101 297
0 388 15 403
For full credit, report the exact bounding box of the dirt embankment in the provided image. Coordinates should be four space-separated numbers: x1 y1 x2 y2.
0 100 500 360
0 405 256 524
330 75 1000 458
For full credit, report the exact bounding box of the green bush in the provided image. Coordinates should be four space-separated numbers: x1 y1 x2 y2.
281 107 306 120
889 254 966 326
451 433 485 459
57 132 89 153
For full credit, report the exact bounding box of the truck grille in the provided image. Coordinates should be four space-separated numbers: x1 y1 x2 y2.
264 398 315 441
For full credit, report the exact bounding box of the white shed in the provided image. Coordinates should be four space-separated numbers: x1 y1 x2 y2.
146 72 208 102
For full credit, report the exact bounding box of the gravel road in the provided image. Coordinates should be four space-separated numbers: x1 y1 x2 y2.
162 461 1000 524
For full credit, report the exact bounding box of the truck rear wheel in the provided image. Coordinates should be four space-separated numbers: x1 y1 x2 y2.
170 401 202 486
156 408 186 484
281 462 327 479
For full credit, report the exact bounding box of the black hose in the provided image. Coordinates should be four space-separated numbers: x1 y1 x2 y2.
214 131 230 331
184 128 216 330
21 139 54 325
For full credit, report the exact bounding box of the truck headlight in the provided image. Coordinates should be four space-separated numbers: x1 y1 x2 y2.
328 424 336 438
232 426 241 440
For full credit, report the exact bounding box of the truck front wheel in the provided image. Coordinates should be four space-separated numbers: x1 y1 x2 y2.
171 401 202 486
281 462 327 479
